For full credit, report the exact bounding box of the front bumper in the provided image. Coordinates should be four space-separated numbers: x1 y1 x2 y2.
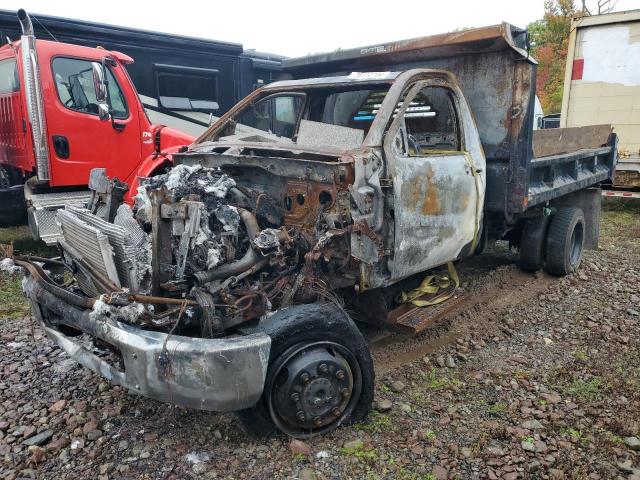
22 276 271 412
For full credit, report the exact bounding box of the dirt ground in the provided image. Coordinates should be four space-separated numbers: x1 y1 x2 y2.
0 202 639 480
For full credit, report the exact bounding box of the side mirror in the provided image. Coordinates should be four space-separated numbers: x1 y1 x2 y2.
91 62 110 121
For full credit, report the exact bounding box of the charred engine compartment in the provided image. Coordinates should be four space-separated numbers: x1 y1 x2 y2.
55 158 359 338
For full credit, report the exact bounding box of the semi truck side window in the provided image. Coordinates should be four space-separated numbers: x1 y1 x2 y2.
403 86 460 155
52 57 128 119
0 58 19 93
155 67 219 112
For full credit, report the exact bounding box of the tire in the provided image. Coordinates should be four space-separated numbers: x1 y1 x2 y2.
236 303 374 438
544 207 585 276
519 215 550 272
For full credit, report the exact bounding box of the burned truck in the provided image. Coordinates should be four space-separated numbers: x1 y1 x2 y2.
18 24 617 438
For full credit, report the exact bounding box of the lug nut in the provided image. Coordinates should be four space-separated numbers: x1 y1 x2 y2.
296 411 306 422
336 370 345 381
332 407 341 416
290 392 300 402
313 417 322 427
318 363 328 374
300 372 310 384
341 388 350 398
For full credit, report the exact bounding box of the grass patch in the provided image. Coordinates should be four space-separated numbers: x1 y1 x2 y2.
602 430 624 445
0 272 29 319
0 226 56 257
421 429 436 440
572 351 589 361
421 368 462 390
488 403 506 415
340 441 379 462
359 410 391 433
567 377 602 402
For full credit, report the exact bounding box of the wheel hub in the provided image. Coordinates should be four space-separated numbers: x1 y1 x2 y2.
269 343 355 433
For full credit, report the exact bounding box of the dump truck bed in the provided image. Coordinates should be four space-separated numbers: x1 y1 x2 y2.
283 23 617 217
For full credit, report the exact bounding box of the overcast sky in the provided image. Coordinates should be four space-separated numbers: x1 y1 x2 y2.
3 0 640 57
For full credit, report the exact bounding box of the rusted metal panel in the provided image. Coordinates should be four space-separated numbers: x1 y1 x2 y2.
532 125 612 158
283 23 528 71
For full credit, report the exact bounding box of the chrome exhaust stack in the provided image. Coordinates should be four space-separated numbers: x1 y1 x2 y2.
18 9 50 181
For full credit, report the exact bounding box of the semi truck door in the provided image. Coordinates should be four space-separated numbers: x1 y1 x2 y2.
385 81 481 281
45 57 141 186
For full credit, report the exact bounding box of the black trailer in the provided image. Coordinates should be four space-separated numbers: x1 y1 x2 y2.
0 9 283 125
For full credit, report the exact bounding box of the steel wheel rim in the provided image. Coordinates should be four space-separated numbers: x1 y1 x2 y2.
265 341 362 438
570 221 584 267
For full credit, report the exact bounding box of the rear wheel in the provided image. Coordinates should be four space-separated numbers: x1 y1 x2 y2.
236 303 374 438
544 207 585 276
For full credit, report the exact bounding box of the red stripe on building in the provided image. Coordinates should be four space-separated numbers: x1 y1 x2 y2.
572 59 584 80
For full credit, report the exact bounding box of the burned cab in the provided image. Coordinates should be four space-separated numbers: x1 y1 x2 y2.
19 69 484 437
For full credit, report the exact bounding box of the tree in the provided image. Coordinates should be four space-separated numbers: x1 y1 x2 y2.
581 0 619 14
527 0 576 113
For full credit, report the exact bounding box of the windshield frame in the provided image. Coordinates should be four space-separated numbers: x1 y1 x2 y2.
193 78 397 146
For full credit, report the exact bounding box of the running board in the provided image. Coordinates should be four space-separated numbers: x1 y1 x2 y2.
27 191 93 245
387 293 471 335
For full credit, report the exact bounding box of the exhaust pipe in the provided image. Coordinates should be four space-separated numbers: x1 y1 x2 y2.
17 9 34 36
17 9 50 181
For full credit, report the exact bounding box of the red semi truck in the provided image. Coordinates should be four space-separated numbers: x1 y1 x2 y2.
0 10 194 242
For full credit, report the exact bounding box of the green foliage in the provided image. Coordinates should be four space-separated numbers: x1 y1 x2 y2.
527 0 576 113
340 442 379 462
572 350 589 361
568 377 602 401
422 429 436 440
421 368 462 389
359 410 392 433
488 403 506 414
0 272 30 319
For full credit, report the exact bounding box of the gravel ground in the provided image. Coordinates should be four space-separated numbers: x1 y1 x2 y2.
0 205 639 480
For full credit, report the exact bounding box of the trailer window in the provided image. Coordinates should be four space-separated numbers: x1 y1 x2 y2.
52 57 128 119
0 58 19 93
156 69 219 112
402 86 460 155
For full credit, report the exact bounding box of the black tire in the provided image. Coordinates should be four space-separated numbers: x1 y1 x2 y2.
544 207 585 276
236 303 374 438
519 215 550 272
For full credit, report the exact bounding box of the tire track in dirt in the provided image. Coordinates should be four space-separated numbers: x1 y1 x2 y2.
370 265 559 375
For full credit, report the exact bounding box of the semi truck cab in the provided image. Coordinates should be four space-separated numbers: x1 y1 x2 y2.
0 10 193 243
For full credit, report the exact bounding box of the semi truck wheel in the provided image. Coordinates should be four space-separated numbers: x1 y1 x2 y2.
236 303 374 438
518 215 549 272
544 207 585 276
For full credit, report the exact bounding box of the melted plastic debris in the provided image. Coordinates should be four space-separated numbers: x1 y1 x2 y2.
214 204 240 233
253 228 281 252
89 296 147 324
164 164 202 190
206 248 222 269
0 258 23 274
204 175 236 198
185 451 210 465
141 165 235 201
133 184 152 224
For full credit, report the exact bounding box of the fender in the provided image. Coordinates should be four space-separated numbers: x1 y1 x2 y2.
122 151 172 205
123 125 194 204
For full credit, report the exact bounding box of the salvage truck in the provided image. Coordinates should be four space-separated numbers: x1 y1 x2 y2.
0 10 193 238
17 23 617 438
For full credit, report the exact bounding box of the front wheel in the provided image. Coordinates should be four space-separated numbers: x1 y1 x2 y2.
236 303 374 438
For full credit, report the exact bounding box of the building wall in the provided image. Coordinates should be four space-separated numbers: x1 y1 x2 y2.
565 20 640 159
